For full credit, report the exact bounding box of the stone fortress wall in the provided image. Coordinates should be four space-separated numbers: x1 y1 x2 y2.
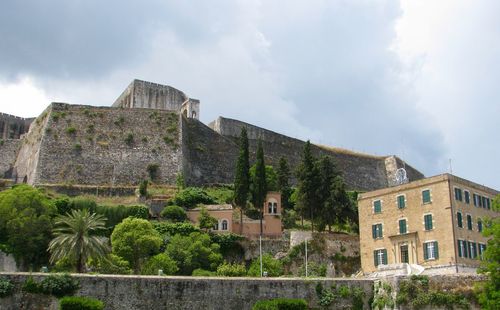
209 117 424 191
13 103 182 186
0 79 425 191
0 112 34 140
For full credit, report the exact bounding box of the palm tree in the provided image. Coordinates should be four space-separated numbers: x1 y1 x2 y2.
48 209 110 273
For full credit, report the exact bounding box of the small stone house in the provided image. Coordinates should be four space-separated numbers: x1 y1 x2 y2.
187 192 283 239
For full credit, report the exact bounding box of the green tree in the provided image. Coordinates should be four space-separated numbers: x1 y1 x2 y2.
161 205 187 222
198 206 218 231
277 157 292 210
48 209 110 273
316 156 338 231
165 232 223 275
111 217 162 274
0 185 56 270
247 254 284 277
324 176 352 232
233 127 250 234
252 140 267 235
171 187 216 208
141 253 179 275
476 195 500 309
296 141 320 231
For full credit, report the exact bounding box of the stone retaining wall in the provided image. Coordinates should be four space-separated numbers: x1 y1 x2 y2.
0 273 373 310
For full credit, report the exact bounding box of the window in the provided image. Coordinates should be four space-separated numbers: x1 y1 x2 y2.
473 194 479 207
373 249 387 267
221 220 228 231
397 195 406 209
372 223 383 239
373 200 382 213
464 191 470 204
486 198 491 210
478 219 483 233
478 243 487 259
457 240 467 258
478 195 483 207
399 219 407 234
268 201 278 214
482 196 487 209
469 241 477 259
424 214 433 230
213 222 219 231
467 214 473 230
422 190 431 204
457 212 463 228
423 241 439 260
454 188 462 201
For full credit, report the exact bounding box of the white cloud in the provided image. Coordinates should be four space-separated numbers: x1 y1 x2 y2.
0 77 50 117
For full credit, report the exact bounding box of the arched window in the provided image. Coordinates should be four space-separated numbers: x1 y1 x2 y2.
213 222 219 231
268 202 273 214
222 220 228 231
272 202 278 214
191 110 197 118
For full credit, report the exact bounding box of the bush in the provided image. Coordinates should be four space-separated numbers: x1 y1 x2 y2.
38 274 79 297
171 187 216 209
161 205 187 222
191 269 216 277
298 262 327 277
59 296 104 310
66 127 77 135
125 133 134 146
89 254 132 275
141 253 179 275
0 277 14 298
139 180 148 197
282 209 298 229
22 276 41 294
252 298 307 310
153 222 200 237
147 164 160 181
248 254 284 277
216 262 247 277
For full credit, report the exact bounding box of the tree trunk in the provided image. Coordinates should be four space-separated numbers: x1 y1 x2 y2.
240 208 243 235
77 255 84 273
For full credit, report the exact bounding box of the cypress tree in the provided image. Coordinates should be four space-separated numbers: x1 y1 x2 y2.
252 140 267 235
296 140 320 231
316 156 338 231
233 127 250 234
277 157 292 210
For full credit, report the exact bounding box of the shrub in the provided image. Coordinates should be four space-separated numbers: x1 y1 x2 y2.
89 254 132 275
0 277 14 298
252 298 307 310
191 269 216 277
147 164 160 181
141 253 178 275
38 274 79 297
59 296 104 310
153 222 200 237
209 233 244 257
66 127 77 135
171 187 216 209
216 262 247 277
22 276 41 294
161 205 187 222
298 262 327 277
139 180 148 197
125 133 134 146
247 254 284 277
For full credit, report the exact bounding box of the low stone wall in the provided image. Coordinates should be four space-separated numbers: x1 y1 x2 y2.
0 273 374 310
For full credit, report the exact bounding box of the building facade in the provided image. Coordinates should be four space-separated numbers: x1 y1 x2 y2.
186 192 283 239
358 174 498 274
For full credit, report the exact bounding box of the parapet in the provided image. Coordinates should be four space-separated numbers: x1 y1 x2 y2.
113 79 200 119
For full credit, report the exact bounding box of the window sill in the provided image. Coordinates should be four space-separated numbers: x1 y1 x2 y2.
424 229 434 232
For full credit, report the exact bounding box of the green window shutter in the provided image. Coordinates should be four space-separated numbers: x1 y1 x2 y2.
374 200 381 213
457 212 462 228
377 224 383 238
397 195 405 209
422 190 431 204
382 249 388 265
464 241 469 258
372 225 376 239
434 241 439 259
374 250 378 266
472 243 477 259
457 240 462 257
424 214 433 230
423 243 428 260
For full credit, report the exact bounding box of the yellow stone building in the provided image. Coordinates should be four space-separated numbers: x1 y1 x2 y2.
358 174 498 274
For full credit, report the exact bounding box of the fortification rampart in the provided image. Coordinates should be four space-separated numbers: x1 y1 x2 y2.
0 273 374 310
0 139 21 178
209 117 424 191
15 103 182 186
0 112 34 140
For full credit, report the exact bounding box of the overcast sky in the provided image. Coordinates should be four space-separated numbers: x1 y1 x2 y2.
0 0 498 190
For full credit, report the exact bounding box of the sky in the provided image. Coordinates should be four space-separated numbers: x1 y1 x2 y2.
0 0 498 189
